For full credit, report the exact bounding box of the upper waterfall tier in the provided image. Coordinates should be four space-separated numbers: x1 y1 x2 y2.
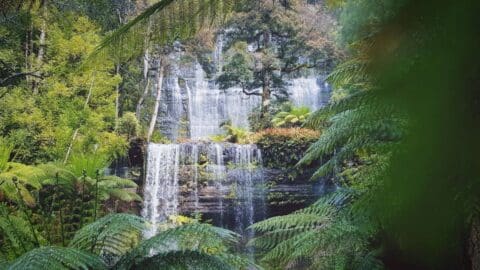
147 38 331 141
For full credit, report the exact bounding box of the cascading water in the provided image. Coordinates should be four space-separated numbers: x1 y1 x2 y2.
289 76 331 110
141 144 180 238
141 143 264 235
191 144 199 211
229 145 264 254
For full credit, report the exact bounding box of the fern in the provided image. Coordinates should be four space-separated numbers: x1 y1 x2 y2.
69 214 146 265
124 250 238 270
97 176 141 203
272 106 311 127
249 190 380 269
95 0 239 59
115 223 255 270
0 204 42 260
6 246 106 270
0 162 43 207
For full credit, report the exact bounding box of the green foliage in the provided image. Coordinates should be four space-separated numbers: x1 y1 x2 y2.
250 190 382 270
95 0 241 59
219 122 251 144
69 214 145 265
149 131 170 144
0 138 12 172
248 107 275 132
0 204 43 261
68 153 109 179
0 160 43 207
217 42 254 91
117 112 140 140
0 212 254 269
115 223 255 270
6 246 107 270
0 10 124 164
271 105 310 128
209 121 252 144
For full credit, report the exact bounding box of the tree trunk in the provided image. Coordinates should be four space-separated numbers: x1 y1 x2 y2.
147 59 164 142
32 0 47 94
114 64 120 131
136 49 151 119
63 72 96 164
261 71 271 117
260 30 272 117
469 218 480 270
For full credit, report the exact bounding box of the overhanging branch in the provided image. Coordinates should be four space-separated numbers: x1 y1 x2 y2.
0 72 43 86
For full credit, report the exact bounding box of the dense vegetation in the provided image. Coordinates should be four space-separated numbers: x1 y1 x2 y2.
1 0 479 269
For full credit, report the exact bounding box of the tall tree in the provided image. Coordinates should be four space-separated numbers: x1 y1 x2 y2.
216 0 338 117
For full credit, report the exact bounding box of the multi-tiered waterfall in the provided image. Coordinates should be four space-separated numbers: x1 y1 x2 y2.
141 35 331 241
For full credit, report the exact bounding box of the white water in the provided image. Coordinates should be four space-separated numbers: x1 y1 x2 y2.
141 144 180 238
289 77 330 111
142 143 263 238
192 144 199 211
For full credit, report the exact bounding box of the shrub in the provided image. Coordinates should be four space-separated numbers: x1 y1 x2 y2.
271 106 311 127
117 112 140 139
150 131 171 144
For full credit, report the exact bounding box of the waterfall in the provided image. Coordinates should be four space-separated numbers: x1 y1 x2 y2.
151 35 330 140
142 143 263 236
289 76 331 111
229 145 263 248
213 144 225 224
142 144 180 238
141 33 331 243
192 144 199 211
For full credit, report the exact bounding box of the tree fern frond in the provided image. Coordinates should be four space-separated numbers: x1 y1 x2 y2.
115 223 243 270
69 214 146 263
326 58 370 89
7 247 106 270
0 204 41 259
117 251 236 270
93 0 237 60
37 163 77 187
249 214 330 234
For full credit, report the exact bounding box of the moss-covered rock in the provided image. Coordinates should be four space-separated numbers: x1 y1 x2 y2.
253 128 321 181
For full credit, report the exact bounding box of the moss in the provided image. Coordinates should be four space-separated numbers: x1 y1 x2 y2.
253 128 320 180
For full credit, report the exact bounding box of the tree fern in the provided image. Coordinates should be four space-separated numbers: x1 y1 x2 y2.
249 190 382 269
97 176 141 203
6 246 106 270
69 214 146 265
0 204 44 260
115 223 256 270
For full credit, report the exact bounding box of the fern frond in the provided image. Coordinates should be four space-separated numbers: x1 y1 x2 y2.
0 204 41 259
94 0 237 60
69 214 146 262
7 247 106 270
120 251 236 270
115 223 246 270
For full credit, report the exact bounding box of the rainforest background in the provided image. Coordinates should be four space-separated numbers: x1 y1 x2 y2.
0 0 479 269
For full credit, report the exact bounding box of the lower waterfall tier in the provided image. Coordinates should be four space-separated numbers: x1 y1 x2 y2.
141 142 331 241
